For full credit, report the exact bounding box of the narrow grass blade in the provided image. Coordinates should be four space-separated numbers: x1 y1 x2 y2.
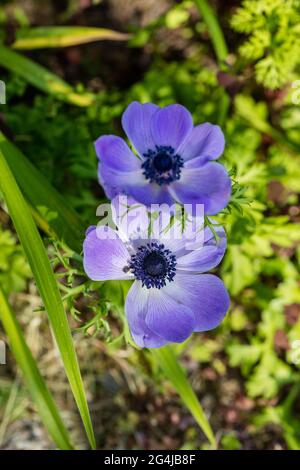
0 132 84 252
194 0 228 64
193 1 229 126
0 379 20 446
0 148 96 449
0 287 73 450
12 26 130 49
0 45 94 106
152 346 216 448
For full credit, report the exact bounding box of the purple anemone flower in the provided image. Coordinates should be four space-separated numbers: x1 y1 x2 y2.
95 102 231 215
83 211 230 348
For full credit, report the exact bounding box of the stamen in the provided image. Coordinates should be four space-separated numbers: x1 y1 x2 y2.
142 145 183 186
128 242 177 289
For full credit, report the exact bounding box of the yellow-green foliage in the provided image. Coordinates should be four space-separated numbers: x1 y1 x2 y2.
231 0 300 88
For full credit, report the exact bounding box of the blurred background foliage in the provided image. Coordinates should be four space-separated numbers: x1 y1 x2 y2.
0 0 300 450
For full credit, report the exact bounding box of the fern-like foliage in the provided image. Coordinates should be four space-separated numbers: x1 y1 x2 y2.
231 0 300 89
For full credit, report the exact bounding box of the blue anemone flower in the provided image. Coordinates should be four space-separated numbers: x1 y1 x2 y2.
95 102 231 215
83 210 230 348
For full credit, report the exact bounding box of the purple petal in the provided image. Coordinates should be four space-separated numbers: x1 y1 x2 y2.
169 161 231 215
150 104 193 151
99 164 173 207
125 281 168 348
145 288 195 343
85 225 97 236
95 133 175 206
164 273 230 331
176 246 225 273
204 222 224 243
98 163 146 200
83 226 133 281
98 163 123 199
122 102 159 157
95 135 141 171
111 195 150 242
96 135 144 199
176 225 227 273
129 182 174 206
156 208 205 254
159 226 191 258
178 123 225 162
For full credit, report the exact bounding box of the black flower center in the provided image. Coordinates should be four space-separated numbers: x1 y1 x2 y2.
128 242 177 289
143 251 167 277
153 153 173 173
142 145 184 186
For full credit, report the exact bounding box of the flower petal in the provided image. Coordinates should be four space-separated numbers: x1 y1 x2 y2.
158 223 192 258
111 195 150 243
178 123 225 162
122 102 159 157
150 104 193 151
95 134 175 206
169 161 231 215
98 164 122 200
145 288 195 343
129 182 174 206
164 273 230 331
125 281 168 348
176 225 227 273
83 226 133 281
96 135 145 199
95 135 141 171
98 163 145 200
99 162 174 207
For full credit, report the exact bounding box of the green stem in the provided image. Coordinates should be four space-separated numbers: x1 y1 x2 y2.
194 1 230 125
152 346 216 447
218 92 230 127
194 0 228 65
61 282 88 301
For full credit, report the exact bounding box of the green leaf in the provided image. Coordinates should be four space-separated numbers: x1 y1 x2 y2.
0 132 84 252
0 147 96 449
235 95 300 154
12 26 130 49
223 245 257 295
0 287 73 450
194 0 228 65
0 45 94 106
152 346 216 447
193 0 230 126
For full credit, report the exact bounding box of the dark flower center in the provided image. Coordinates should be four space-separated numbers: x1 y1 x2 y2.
153 153 173 172
128 242 177 289
142 145 184 186
143 251 167 277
